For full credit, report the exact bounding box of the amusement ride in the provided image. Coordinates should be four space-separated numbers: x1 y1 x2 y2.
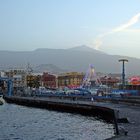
82 64 102 88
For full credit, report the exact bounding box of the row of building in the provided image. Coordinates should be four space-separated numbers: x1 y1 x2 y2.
0 70 85 89
0 69 120 89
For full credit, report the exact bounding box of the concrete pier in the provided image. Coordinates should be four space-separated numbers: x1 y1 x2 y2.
4 95 117 123
4 95 140 139
105 103 140 140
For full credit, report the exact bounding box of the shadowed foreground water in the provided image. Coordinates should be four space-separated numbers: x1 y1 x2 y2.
0 103 114 140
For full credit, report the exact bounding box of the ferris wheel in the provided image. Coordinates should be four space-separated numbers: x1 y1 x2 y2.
82 64 102 88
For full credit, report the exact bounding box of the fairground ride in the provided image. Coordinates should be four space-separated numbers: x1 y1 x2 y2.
82 64 102 88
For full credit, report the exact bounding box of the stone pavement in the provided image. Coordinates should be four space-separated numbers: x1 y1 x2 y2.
103 103 140 140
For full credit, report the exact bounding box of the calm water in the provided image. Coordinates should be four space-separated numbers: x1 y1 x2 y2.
0 102 114 140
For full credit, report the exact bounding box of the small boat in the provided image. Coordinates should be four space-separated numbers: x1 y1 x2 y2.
0 95 4 105
0 99 3 105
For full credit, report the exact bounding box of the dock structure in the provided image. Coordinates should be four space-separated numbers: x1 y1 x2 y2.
5 94 140 140
4 95 121 135
4 96 116 121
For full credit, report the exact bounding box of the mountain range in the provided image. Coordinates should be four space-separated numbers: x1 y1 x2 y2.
0 45 140 75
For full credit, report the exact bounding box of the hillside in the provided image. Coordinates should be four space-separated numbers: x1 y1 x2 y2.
0 45 140 74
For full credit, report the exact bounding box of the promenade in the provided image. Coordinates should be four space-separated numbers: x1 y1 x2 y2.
106 103 140 140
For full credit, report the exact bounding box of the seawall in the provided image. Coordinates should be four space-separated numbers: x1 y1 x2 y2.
4 95 117 123
3 95 140 139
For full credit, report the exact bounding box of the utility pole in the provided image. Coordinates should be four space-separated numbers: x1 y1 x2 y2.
118 59 128 90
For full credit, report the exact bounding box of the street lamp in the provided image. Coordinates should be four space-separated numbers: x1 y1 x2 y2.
118 59 128 90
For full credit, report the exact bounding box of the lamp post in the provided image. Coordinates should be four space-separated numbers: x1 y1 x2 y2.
118 59 128 90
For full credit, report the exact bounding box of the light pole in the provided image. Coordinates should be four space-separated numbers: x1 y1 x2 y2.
118 59 128 90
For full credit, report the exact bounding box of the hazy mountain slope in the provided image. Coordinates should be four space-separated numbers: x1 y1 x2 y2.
34 64 67 74
0 46 140 74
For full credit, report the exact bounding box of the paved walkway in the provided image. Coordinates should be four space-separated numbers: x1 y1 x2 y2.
107 104 140 140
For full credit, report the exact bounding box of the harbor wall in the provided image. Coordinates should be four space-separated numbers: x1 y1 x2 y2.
4 96 117 123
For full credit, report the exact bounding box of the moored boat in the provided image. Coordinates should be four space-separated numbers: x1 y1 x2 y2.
0 94 4 105
0 99 3 105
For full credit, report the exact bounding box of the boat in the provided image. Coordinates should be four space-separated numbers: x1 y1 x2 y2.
0 98 3 105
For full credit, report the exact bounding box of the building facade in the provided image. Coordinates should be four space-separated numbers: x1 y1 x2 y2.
5 69 26 88
100 76 120 88
26 74 41 88
57 72 84 88
41 72 56 88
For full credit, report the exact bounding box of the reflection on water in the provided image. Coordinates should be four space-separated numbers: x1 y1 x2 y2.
0 103 114 140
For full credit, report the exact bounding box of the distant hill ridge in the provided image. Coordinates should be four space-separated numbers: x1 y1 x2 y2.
68 45 106 54
0 45 140 74
34 64 67 74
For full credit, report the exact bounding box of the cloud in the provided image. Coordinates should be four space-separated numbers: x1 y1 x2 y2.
94 38 102 50
122 29 140 33
94 12 140 50
112 13 140 33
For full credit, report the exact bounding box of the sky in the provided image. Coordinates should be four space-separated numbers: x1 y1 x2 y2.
0 0 140 58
